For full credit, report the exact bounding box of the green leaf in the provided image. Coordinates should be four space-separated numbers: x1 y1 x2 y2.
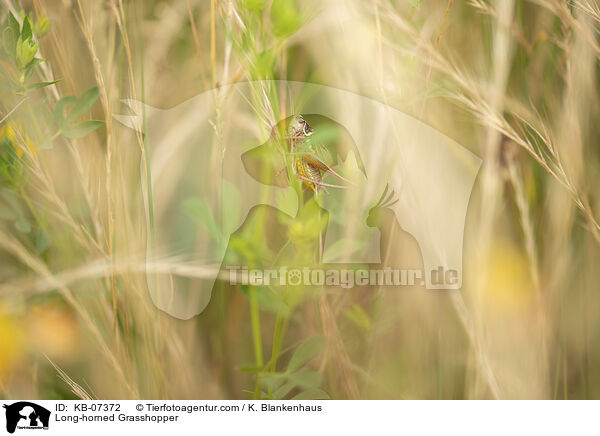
288 199 328 244
5 12 20 38
24 57 44 69
407 0 421 7
2 26 17 58
253 49 275 78
26 80 58 91
21 16 33 41
259 373 286 391
287 336 324 373
242 0 267 13
53 96 77 128
255 288 290 316
271 0 302 38
36 227 50 254
287 370 322 389
241 389 270 399
61 120 104 139
2 13 19 58
257 287 290 316
292 388 330 400
272 382 296 399
66 86 100 124
16 36 37 70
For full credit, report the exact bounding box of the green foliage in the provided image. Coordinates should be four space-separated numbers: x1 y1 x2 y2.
35 227 50 254
53 86 104 139
1 11 53 92
15 18 37 70
0 133 23 187
241 0 267 14
228 224 272 267
271 0 302 38
288 198 328 245
65 87 101 124
251 336 328 399
286 336 324 372
2 12 19 57
61 120 104 139
291 388 329 400
254 49 276 78
304 125 340 151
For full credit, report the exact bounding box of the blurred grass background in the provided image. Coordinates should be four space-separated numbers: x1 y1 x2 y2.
1 0 600 399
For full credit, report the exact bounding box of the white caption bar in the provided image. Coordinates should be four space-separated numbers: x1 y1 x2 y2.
0 400 596 435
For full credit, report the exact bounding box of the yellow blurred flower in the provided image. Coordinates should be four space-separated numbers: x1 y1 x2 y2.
484 241 534 310
0 124 16 142
0 122 37 157
26 304 80 362
0 309 24 382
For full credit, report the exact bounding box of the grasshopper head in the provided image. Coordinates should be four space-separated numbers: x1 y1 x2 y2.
288 114 313 138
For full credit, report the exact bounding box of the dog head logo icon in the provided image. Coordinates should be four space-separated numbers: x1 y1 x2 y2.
3 402 50 434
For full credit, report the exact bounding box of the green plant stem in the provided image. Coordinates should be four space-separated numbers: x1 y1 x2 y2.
136 7 155 259
249 286 263 399
264 315 284 397
270 315 283 364
269 314 290 371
